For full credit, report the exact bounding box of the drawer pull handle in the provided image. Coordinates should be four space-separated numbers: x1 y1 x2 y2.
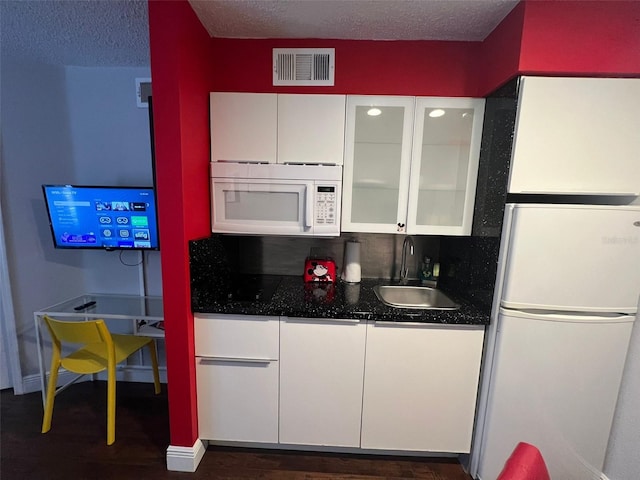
374 321 484 330
283 317 361 324
198 356 277 364
374 321 431 327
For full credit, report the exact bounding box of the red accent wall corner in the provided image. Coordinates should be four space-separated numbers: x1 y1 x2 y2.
519 0 640 77
148 0 213 448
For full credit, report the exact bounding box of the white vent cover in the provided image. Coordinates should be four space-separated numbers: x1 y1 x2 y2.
136 78 152 107
273 48 335 86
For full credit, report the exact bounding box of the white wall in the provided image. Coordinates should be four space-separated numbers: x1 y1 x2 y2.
65 66 162 297
2 59 85 376
1 60 161 382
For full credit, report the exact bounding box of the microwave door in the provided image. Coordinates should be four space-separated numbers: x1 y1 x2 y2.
212 180 312 235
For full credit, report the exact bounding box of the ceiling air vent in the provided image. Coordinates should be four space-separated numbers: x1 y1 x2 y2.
273 48 335 86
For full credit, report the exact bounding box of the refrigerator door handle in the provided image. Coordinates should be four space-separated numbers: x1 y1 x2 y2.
501 300 637 315
499 306 635 323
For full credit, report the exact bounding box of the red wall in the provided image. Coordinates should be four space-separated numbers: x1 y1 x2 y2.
475 2 525 96
519 0 640 76
148 0 213 448
472 0 640 95
212 38 482 96
211 0 640 99
148 0 640 451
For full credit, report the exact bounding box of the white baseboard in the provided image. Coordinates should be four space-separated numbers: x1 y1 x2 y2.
21 366 167 395
166 439 208 472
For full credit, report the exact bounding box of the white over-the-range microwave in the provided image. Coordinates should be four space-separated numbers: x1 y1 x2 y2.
210 162 342 236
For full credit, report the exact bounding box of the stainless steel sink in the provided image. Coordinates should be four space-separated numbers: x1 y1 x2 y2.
373 285 460 310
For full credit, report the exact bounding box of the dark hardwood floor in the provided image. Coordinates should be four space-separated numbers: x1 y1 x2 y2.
1 381 473 480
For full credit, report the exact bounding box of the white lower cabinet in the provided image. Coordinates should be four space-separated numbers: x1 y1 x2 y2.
196 357 279 443
194 314 279 443
195 313 485 453
360 322 485 453
279 317 366 447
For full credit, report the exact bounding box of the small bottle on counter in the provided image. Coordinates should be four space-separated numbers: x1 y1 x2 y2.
419 256 432 285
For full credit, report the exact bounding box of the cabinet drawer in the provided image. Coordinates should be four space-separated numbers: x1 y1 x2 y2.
194 314 279 359
196 357 279 442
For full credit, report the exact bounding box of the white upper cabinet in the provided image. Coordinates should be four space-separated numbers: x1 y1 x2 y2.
342 96 415 233
210 92 278 164
278 94 345 165
342 95 484 235
210 92 345 165
408 97 485 235
509 77 640 195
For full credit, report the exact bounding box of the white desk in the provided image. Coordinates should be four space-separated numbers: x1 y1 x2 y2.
34 293 164 406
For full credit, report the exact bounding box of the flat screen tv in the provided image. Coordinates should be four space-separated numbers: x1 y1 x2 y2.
42 185 160 250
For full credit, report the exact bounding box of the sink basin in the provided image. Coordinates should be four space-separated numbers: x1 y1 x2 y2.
373 285 460 310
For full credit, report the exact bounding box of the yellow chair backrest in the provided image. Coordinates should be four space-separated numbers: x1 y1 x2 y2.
43 315 111 347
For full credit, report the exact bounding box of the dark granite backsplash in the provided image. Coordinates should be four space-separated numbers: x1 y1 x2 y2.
190 231 500 313
201 232 440 280
472 77 518 237
189 235 233 302
438 236 501 309
189 233 492 324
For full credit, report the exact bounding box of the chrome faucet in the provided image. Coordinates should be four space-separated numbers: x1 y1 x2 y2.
399 235 415 285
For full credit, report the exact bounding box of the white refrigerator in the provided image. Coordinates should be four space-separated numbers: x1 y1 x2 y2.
471 203 640 480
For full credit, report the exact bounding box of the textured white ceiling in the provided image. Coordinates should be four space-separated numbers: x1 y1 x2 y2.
189 0 519 41
1 0 150 67
1 0 518 67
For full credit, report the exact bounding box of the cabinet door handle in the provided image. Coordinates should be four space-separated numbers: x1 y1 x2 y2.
374 321 429 327
198 356 277 364
283 316 361 324
374 321 484 331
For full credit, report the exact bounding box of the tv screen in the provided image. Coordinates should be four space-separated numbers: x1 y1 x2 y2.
42 185 160 250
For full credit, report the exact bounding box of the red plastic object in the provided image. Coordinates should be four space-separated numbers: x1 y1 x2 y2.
303 257 336 283
497 442 551 480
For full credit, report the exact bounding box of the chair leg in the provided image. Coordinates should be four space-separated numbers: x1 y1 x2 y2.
41 361 60 434
107 363 116 445
148 340 161 394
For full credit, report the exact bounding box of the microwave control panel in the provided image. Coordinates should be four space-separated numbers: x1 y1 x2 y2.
315 186 337 225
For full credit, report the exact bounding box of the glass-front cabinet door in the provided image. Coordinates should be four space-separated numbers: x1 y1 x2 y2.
407 97 485 235
342 96 415 233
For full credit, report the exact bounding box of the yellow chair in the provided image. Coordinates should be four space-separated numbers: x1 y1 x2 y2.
40 314 161 445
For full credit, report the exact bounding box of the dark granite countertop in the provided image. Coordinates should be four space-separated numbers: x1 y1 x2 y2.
191 275 491 325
